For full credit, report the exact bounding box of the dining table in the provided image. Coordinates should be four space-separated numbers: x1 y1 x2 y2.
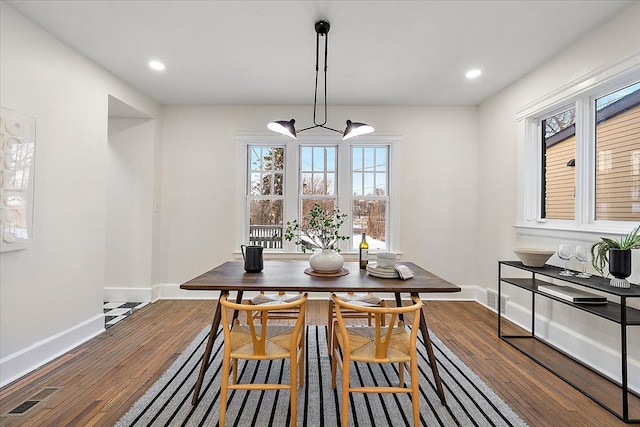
180 260 461 406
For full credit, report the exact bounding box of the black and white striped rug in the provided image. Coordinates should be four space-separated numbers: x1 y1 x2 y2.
116 326 526 426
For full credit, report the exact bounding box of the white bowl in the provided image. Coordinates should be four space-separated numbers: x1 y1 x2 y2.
513 248 555 267
376 252 396 268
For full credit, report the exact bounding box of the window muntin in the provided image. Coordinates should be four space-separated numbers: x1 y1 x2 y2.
352 146 389 250
541 106 576 220
247 146 285 249
300 146 336 196
594 82 640 221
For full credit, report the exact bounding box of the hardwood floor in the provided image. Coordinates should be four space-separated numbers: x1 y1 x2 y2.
0 299 630 426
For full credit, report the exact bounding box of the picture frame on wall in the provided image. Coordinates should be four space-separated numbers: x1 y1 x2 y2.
1 107 36 253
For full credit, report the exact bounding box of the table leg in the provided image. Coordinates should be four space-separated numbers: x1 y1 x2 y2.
232 291 244 324
192 290 228 405
394 292 405 322
412 292 447 405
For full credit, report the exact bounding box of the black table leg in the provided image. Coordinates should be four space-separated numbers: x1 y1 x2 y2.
394 292 405 322
191 290 228 405
232 291 244 323
412 292 447 405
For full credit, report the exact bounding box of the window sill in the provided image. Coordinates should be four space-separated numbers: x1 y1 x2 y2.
232 250 403 262
514 222 638 242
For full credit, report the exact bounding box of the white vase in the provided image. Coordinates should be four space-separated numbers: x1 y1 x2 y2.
309 249 344 273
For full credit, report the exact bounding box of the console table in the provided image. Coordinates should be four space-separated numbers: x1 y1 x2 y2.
498 261 640 423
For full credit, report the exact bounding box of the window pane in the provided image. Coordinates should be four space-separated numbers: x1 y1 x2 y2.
352 200 386 250
376 147 387 171
300 146 336 195
353 146 388 197
249 200 283 249
274 173 283 196
595 82 640 221
272 148 284 171
301 199 335 214
326 147 336 171
300 199 336 227
248 146 285 196
326 173 335 194
352 172 362 196
364 173 375 196
313 147 324 170
301 147 312 170
250 173 262 196
375 172 387 195
542 107 576 219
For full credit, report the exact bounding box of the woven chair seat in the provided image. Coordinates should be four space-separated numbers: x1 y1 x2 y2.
336 325 411 363
334 292 381 306
229 324 296 359
251 293 304 305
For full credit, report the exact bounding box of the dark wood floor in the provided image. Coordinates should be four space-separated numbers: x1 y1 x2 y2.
0 299 630 426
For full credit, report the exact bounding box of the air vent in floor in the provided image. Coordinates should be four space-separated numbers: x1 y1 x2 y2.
3 387 59 416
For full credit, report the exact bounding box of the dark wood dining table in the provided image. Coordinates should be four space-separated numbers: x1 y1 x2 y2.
180 260 461 406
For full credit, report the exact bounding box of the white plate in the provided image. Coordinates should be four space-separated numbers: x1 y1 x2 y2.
367 269 400 279
366 264 396 273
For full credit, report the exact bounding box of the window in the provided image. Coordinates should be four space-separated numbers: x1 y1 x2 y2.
239 135 398 252
595 83 640 221
542 106 576 220
518 57 640 234
352 146 388 250
300 145 337 220
247 146 285 248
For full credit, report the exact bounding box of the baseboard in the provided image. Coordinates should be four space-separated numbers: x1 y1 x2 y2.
104 286 153 302
0 313 104 388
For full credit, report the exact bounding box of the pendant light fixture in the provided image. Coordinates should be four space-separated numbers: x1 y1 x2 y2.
268 20 374 140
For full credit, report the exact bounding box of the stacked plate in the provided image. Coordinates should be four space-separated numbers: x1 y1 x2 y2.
366 263 400 279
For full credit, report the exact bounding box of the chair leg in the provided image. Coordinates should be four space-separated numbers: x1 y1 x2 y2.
341 361 350 427
290 355 298 427
232 358 238 384
299 335 305 388
327 299 333 354
399 361 404 387
331 332 338 388
410 358 420 427
220 350 230 427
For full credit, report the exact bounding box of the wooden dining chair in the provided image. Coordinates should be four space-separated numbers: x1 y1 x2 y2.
219 292 308 427
330 294 423 427
326 292 385 353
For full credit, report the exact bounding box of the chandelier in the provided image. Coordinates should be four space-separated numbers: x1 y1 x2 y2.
268 20 374 140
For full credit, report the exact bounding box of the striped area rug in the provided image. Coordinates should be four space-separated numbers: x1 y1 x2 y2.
116 326 526 426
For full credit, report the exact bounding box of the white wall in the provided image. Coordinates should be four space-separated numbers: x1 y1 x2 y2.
158 105 479 296
477 3 640 390
105 116 157 302
0 2 161 386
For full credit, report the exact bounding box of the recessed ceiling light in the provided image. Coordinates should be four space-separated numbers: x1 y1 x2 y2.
148 60 166 71
465 69 482 79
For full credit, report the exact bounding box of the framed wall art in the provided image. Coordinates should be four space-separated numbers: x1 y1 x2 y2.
1 107 36 253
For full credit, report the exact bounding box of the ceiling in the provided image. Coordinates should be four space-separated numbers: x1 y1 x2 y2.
6 0 636 106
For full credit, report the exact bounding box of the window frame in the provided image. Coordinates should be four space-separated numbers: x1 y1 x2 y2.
516 55 640 238
236 134 401 254
350 145 391 250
